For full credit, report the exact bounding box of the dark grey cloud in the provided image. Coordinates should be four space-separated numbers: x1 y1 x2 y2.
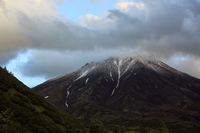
2 0 200 56
2 0 200 81
19 49 134 78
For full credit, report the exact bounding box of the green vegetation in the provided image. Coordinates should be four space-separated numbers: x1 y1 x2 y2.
90 121 108 133
159 122 169 133
0 66 86 133
1 66 200 133
0 108 13 133
113 125 126 133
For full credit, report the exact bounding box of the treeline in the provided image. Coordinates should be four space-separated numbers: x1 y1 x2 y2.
1 112 126 133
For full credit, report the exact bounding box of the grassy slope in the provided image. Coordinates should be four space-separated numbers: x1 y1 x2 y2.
0 67 87 133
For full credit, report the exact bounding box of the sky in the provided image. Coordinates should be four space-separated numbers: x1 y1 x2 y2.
1 0 200 87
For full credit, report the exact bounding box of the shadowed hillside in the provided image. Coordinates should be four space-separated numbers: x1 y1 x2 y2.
0 66 87 133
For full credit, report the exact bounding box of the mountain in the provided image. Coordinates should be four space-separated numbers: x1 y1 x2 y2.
33 56 200 132
0 66 87 133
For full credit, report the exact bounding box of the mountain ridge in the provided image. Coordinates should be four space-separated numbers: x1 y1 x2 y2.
33 55 200 132
42 55 194 86
33 55 200 118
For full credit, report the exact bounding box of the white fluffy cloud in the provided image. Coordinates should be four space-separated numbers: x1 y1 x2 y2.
115 2 145 12
0 0 59 64
78 14 116 30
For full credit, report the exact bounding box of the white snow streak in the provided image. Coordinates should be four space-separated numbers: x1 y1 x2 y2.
104 77 108 82
111 59 122 96
44 96 49 99
111 89 116 96
110 72 114 81
65 84 72 108
67 91 70 98
74 70 89 82
116 59 122 88
65 102 68 107
85 78 89 84
123 75 129 80
123 60 134 75
67 84 72 90
92 66 96 69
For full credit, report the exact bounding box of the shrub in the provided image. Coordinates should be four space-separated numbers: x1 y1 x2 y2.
90 121 108 133
11 95 24 107
14 93 30 103
43 110 62 124
74 128 82 133
24 124 49 133
27 95 40 105
0 83 8 92
160 122 169 133
45 125 64 133
0 108 14 133
66 125 75 133
113 125 126 133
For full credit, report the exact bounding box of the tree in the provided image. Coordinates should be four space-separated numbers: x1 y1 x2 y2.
90 121 108 133
121 126 126 133
113 125 120 133
113 125 126 133
74 128 82 133
3 66 7 72
160 121 169 133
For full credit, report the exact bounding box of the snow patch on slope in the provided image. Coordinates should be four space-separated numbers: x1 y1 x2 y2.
85 78 89 84
110 72 114 81
111 89 116 96
92 66 96 69
65 102 68 108
111 59 122 96
65 84 73 108
122 59 135 75
104 77 108 82
74 70 89 82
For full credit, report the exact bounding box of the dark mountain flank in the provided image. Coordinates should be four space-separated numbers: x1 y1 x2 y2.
0 67 86 133
33 56 200 132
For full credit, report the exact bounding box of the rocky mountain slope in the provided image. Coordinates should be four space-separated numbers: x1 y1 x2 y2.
33 56 200 131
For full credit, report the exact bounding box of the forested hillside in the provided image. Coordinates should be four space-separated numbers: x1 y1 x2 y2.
0 66 86 133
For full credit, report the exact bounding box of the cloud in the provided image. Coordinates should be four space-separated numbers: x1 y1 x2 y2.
0 0 58 65
115 2 145 13
19 48 136 78
78 14 116 30
1 0 200 82
88 0 105 5
166 54 200 78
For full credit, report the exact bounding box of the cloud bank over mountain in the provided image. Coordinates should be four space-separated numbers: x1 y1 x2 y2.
1 0 200 85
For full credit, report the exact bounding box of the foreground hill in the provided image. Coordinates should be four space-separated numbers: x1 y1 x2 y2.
0 66 86 133
33 56 200 132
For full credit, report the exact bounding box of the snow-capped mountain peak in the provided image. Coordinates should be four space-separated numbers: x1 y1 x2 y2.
33 55 200 121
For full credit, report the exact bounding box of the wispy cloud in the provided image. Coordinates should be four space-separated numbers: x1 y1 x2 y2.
88 0 105 5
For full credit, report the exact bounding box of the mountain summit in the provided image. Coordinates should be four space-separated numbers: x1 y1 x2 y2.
33 56 200 121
